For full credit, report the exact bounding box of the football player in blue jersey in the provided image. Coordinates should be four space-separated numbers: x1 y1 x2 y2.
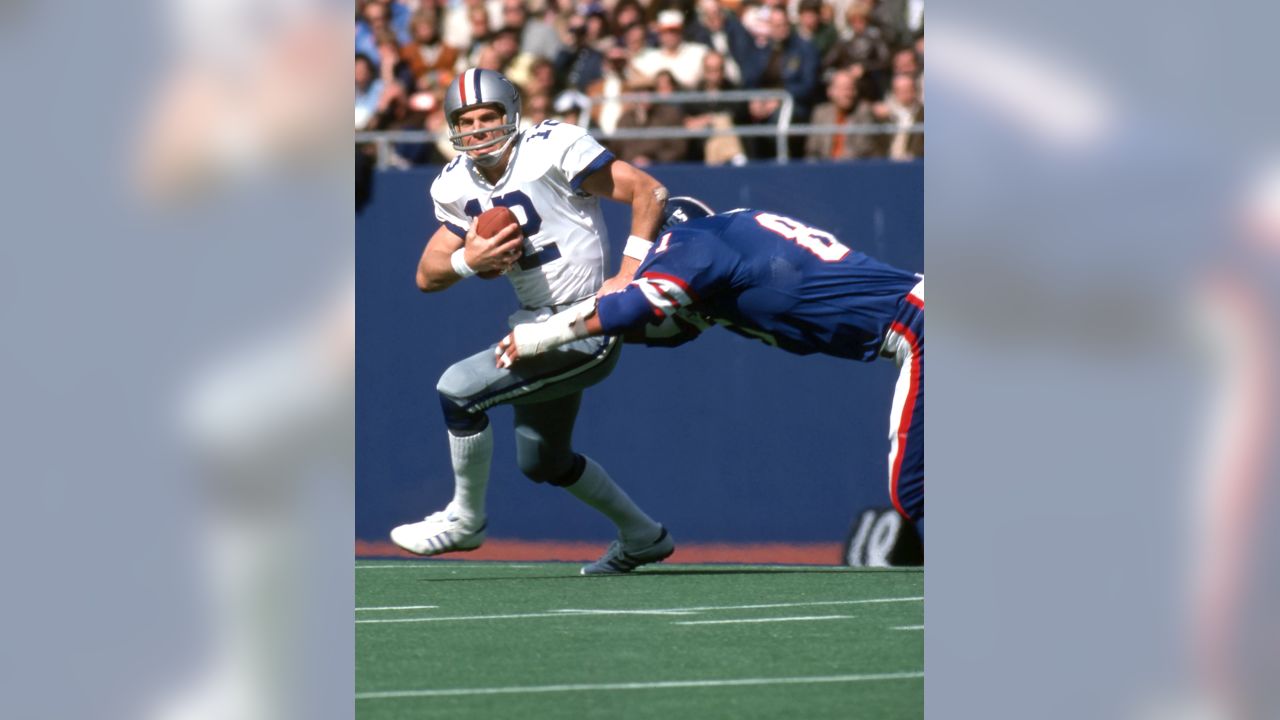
496 197 925 535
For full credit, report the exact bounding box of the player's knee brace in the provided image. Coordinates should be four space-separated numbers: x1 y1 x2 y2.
515 427 585 486
437 393 488 434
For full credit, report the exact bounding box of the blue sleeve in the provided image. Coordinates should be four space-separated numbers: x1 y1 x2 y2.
637 230 728 304
596 285 655 334
569 148 614 191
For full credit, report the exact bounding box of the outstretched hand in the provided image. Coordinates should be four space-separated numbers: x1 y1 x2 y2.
495 331 521 369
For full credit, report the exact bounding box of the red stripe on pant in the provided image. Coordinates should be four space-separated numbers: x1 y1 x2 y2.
888 320 922 520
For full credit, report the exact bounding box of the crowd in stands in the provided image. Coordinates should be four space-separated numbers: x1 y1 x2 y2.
355 0 923 166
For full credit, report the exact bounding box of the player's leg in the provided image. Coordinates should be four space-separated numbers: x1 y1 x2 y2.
886 315 924 540
390 333 632 556
389 348 504 555
512 392 672 574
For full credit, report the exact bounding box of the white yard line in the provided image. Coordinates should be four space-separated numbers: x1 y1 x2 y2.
358 612 578 625
892 625 925 631
673 614 854 626
355 605 439 612
645 597 923 613
356 671 924 700
554 609 699 616
357 596 923 625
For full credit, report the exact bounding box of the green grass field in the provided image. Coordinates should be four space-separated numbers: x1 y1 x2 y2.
356 560 923 719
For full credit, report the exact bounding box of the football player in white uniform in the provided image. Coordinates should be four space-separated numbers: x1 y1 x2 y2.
389 68 675 574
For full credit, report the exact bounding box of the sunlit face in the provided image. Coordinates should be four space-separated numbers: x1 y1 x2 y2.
454 106 507 156
364 4 387 28
768 11 790 41
658 26 682 50
828 72 856 109
703 55 724 84
412 17 437 43
893 50 919 75
892 76 918 106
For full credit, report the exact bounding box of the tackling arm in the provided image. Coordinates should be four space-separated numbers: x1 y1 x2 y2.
494 286 657 368
580 159 667 295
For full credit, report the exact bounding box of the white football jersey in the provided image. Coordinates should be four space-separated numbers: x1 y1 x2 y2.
431 120 616 310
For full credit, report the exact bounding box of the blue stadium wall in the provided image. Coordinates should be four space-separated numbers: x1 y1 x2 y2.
356 160 922 549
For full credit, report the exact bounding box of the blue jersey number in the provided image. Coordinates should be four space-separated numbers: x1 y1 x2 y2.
463 191 543 238
526 120 561 141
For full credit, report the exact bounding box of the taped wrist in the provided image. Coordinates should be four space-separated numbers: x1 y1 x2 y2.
450 248 476 278
512 299 596 356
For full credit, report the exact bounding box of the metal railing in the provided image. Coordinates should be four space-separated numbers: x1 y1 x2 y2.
355 89 922 169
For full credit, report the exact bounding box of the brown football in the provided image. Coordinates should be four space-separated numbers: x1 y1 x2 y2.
473 206 521 279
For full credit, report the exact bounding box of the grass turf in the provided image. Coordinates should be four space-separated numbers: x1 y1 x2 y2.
356 560 923 719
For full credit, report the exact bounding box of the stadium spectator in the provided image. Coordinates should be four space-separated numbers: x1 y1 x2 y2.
689 0 750 86
795 0 838 58
591 43 636 134
481 26 539 89
805 68 879 160
752 7 820 117
609 72 689 166
891 46 920 78
684 51 748 165
497 199 925 536
459 4 493 71
392 79 453 166
554 14 605 93
522 57 558 99
822 1 890 91
871 0 924 49
608 1 647 44
499 0 563 61
374 28 416 95
579 4 610 49
400 8 458 88
522 90 554 128
355 2 381 61
442 0 485 51
632 9 709 90
870 72 923 160
355 53 401 130
741 6 820 158
620 20 651 57
356 1 411 58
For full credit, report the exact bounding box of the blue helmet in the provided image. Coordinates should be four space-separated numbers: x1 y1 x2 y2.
659 196 715 234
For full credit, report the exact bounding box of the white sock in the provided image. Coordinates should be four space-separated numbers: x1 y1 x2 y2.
447 425 492 527
565 456 661 546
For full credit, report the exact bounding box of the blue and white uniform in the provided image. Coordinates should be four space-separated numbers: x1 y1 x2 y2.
431 118 615 311
598 209 925 523
432 119 621 484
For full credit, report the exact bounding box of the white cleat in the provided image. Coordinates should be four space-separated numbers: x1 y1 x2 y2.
390 510 487 556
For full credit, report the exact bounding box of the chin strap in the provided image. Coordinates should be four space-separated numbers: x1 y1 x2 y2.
470 131 518 168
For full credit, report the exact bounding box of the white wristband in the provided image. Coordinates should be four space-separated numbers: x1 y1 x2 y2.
450 248 476 278
622 234 653 261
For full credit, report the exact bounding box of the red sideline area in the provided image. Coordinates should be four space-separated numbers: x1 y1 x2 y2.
356 539 845 565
